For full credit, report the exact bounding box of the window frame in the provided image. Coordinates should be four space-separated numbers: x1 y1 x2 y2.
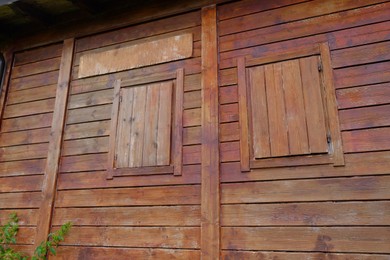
106 68 184 179
237 43 344 172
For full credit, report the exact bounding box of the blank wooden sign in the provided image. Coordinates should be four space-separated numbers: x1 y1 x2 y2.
78 33 193 78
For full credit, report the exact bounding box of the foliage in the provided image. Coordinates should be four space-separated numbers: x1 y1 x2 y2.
0 213 71 260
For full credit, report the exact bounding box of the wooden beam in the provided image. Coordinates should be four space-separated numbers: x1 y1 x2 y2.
200 5 220 260
319 42 345 166
34 39 74 247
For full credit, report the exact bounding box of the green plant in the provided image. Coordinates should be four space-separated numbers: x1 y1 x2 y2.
0 213 71 260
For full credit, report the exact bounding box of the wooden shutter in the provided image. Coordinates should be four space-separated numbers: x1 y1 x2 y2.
115 81 173 168
248 56 328 159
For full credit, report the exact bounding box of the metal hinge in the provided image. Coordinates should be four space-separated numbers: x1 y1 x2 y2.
327 134 331 144
318 61 323 72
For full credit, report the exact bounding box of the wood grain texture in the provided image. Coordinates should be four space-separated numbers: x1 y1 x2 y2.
222 175 390 204
222 251 390 260
34 39 74 247
174 69 184 175
342 127 390 153
220 2 390 52
200 5 220 260
53 226 200 249
78 34 193 78
237 57 250 171
53 247 200 260
265 63 289 157
14 43 63 66
336 82 390 109
53 206 200 226
221 227 390 253
56 185 200 207
320 42 345 165
221 201 390 226
221 150 390 182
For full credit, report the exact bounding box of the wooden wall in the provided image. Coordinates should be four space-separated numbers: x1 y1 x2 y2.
217 0 390 259
0 0 389 259
51 10 203 259
0 43 63 254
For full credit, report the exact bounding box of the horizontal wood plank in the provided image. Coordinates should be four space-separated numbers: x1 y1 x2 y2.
51 226 199 248
219 0 381 36
53 206 200 226
222 175 390 204
62 137 109 156
1 113 53 132
218 0 309 21
328 20 390 50
60 153 107 172
7 84 57 105
75 11 200 52
0 209 38 226
57 166 201 190
0 159 46 177
221 227 390 253
221 151 390 182
183 108 201 127
53 247 200 260
0 175 43 193
64 120 110 140
221 201 390 226
0 128 50 147
220 3 390 52
0 143 48 161
9 70 59 92
11 57 61 79
221 251 390 260
3 98 55 118
56 185 200 207
0 192 41 208
342 127 390 153
68 89 113 109
331 41 390 68
14 43 63 66
334 61 390 89
339 104 390 130
336 82 390 109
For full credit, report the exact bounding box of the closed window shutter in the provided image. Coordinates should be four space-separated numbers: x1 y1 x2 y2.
249 55 328 159
115 81 173 168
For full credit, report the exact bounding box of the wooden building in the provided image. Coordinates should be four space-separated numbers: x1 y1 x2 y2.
0 0 389 259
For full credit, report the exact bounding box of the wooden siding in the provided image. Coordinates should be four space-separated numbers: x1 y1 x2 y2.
0 43 63 249
52 10 202 257
0 0 389 259
218 0 390 258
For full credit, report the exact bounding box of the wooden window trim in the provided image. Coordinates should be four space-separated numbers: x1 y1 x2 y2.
238 43 344 172
106 69 184 179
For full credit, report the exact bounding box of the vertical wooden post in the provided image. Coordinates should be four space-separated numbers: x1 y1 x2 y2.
201 5 220 260
34 39 74 247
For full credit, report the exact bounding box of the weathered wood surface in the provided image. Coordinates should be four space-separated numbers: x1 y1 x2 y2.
52 247 200 260
53 206 200 226
1 0 389 258
56 185 200 207
35 39 74 247
78 34 193 78
200 5 220 260
221 227 390 253
217 0 390 258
